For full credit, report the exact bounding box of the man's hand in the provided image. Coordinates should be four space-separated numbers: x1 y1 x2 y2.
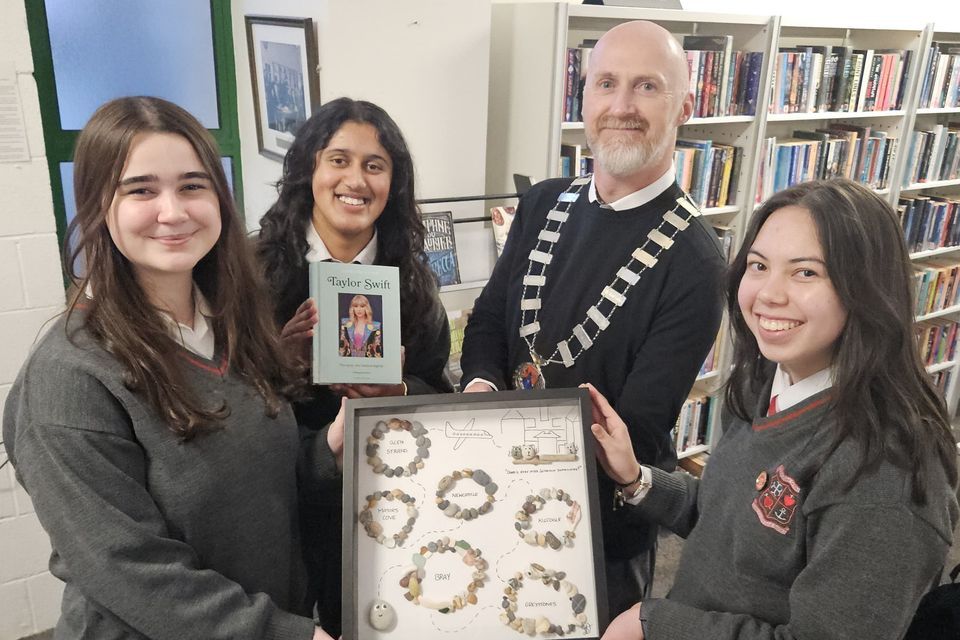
313 626 337 640
583 383 641 486
463 380 495 393
602 602 644 640
329 383 406 399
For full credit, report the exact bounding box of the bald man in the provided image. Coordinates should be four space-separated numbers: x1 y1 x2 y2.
461 21 725 615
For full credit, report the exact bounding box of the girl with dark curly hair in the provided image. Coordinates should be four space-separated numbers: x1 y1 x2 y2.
257 97 452 632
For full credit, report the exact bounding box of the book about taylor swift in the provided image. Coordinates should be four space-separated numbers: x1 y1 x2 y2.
309 262 401 385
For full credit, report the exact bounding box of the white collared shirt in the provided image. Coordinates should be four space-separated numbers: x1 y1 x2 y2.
305 220 378 265
587 166 677 211
86 282 216 359
625 365 835 506
768 365 834 413
159 285 216 360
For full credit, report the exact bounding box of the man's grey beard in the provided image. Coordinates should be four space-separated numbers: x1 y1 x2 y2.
586 121 673 178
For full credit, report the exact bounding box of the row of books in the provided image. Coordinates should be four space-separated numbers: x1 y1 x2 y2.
917 42 960 109
559 144 594 179
917 319 959 368
913 262 960 318
559 138 742 210
561 36 762 122
768 46 911 114
901 124 960 187
674 395 712 455
756 126 896 201
682 36 763 117
898 195 960 254
674 139 742 209
561 45 590 123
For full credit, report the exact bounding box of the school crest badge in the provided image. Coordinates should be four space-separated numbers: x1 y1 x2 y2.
751 464 800 535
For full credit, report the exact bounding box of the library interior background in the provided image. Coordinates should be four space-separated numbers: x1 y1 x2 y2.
1 0 959 638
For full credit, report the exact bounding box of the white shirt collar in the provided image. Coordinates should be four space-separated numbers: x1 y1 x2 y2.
159 284 215 360
305 221 378 265
769 365 833 413
86 281 216 360
587 166 676 211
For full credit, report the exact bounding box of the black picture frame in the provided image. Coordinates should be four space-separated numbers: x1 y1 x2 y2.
244 15 320 161
341 388 609 640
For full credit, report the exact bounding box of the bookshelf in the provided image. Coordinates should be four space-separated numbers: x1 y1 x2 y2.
486 4 960 452
899 23 960 412
488 4 778 452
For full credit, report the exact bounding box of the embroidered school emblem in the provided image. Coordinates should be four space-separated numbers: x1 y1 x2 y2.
751 465 800 535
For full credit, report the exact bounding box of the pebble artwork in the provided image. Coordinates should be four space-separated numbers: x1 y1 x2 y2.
359 489 419 548
514 488 581 549
366 418 431 478
399 538 488 613
435 468 498 519
500 563 589 636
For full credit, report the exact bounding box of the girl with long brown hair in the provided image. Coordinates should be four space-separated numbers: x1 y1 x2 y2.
2 96 341 640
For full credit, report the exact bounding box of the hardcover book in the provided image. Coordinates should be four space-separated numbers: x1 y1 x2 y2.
422 211 461 287
310 262 402 385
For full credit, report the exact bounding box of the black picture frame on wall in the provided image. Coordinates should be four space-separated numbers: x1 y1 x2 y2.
244 15 320 161
340 388 609 640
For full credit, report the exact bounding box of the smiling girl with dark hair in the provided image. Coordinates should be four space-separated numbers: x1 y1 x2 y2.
257 96 452 633
588 179 958 640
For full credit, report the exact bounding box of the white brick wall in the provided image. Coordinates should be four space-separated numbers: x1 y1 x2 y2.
0 0 66 637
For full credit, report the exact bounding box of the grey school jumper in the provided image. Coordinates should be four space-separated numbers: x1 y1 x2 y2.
2 314 340 640
637 385 959 640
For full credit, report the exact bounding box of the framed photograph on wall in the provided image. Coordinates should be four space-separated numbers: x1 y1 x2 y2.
244 15 320 161
340 389 609 640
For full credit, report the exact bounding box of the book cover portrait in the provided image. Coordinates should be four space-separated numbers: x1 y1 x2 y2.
310 262 401 384
339 293 385 359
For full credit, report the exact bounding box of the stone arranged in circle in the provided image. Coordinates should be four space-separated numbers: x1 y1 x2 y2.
399 537 487 613
435 468 498 519
358 488 419 549
366 418 431 478
515 488 581 549
500 563 590 636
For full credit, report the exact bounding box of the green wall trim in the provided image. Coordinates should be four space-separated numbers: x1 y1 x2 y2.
25 0 244 256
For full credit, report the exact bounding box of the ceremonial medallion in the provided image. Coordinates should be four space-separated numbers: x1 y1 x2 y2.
513 362 545 389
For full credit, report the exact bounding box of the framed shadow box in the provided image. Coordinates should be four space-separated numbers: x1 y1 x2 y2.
341 389 608 640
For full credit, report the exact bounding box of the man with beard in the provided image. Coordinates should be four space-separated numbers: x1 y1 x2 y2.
460 21 725 616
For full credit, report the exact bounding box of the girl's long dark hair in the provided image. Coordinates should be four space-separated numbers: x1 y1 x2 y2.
66 96 300 440
257 97 442 352
726 179 958 503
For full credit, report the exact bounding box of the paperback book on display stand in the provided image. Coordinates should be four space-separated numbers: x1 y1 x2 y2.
422 211 461 287
310 261 402 385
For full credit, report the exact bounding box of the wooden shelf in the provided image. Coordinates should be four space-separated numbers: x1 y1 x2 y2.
910 245 960 260
678 444 710 459
560 115 756 130
695 370 721 382
916 304 960 322
440 280 488 293
916 107 960 115
926 360 957 374
766 110 905 122
900 178 960 193
702 205 740 217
